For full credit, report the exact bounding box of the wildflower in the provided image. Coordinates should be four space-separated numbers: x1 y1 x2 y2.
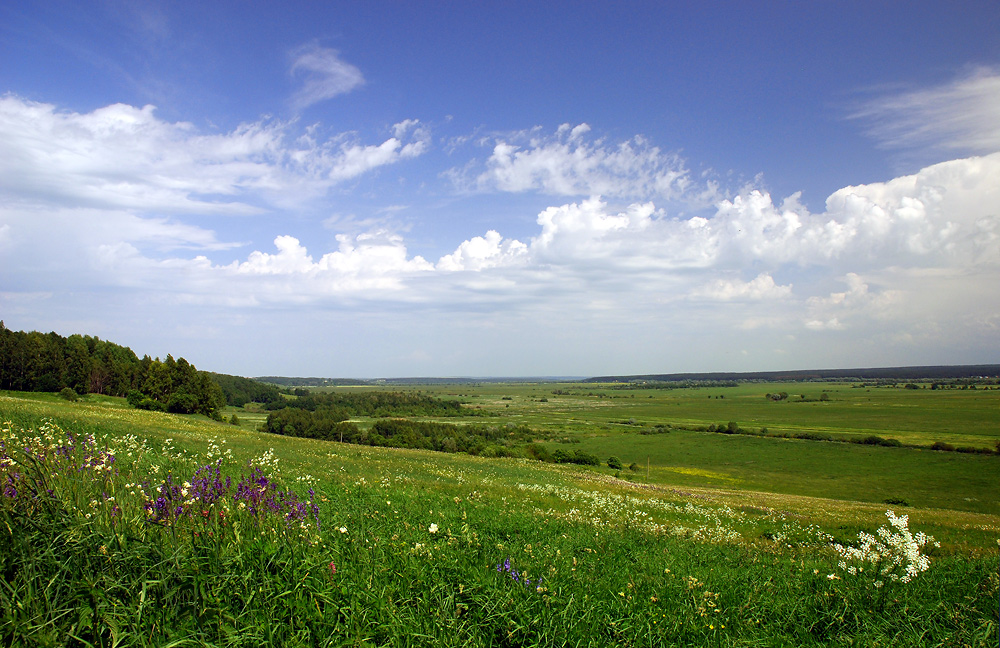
831 510 938 584
428 523 439 534
329 561 337 575
339 526 348 534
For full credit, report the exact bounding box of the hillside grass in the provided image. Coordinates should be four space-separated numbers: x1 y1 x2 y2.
1 389 998 646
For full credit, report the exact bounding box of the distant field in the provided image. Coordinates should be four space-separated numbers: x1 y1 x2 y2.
301 381 1000 518
405 381 1000 446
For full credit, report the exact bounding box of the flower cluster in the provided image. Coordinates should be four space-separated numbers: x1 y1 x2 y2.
496 557 543 591
143 461 320 536
1 420 117 507
832 510 939 585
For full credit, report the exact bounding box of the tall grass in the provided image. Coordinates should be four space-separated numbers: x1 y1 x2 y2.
2 415 997 646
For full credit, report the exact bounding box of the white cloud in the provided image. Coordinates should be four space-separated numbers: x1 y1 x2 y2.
2 96 998 374
328 120 430 182
804 273 901 330
449 124 710 203
852 66 1000 155
122 150 991 346
150 152 994 313
436 230 528 271
693 273 792 301
0 96 428 215
289 43 365 111
226 233 434 296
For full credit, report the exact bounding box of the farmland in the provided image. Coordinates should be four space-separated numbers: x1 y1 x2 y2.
1 381 998 646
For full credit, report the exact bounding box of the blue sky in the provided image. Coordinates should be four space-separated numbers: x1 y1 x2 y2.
1 1 999 377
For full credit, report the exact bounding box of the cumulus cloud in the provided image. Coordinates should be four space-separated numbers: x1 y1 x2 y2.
448 124 714 204
166 151 998 340
436 230 528 271
804 273 901 330
852 66 1000 155
289 43 365 111
0 96 428 216
0 96 434 307
226 232 434 295
3 96 998 372
693 273 792 301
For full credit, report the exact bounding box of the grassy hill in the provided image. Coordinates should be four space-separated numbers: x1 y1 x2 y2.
1 387 997 646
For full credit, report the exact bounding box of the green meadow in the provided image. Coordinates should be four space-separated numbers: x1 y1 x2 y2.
1 383 998 646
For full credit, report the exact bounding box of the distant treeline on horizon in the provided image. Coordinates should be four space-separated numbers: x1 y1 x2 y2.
584 365 1000 384
257 365 1000 386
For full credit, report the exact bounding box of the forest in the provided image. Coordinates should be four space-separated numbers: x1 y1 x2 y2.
0 323 279 418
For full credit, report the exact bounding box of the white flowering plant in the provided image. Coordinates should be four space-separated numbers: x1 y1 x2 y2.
831 510 939 587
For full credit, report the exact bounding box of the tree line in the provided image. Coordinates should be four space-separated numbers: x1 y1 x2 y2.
0 323 279 418
261 407 534 457
264 390 465 417
260 403 613 465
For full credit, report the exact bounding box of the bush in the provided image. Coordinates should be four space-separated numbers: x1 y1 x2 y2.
553 449 600 466
853 435 902 447
930 441 955 452
794 432 833 441
136 397 166 412
607 456 623 470
229 414 240 426
166 393 200 414
58 387 78 402
525 443 554 463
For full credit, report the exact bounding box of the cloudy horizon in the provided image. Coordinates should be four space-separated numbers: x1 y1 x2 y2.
2 3 998 378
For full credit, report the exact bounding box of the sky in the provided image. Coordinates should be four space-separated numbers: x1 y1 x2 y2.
1 1 999 378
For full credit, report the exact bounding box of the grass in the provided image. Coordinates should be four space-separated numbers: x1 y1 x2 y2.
410 381 1000 448
1 388 999 646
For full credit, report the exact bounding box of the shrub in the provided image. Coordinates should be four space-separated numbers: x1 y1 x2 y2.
607 456 623 470
553 450 600 466
166 392 200 414
794 432 833 441
525 443 554 463
126 390 145 408
136 397 166 412
853 435 902 447
58 387 78 402
930 441 955 452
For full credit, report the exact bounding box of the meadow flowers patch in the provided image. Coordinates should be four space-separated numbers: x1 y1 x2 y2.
497 556 543 591
832 510 939 585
